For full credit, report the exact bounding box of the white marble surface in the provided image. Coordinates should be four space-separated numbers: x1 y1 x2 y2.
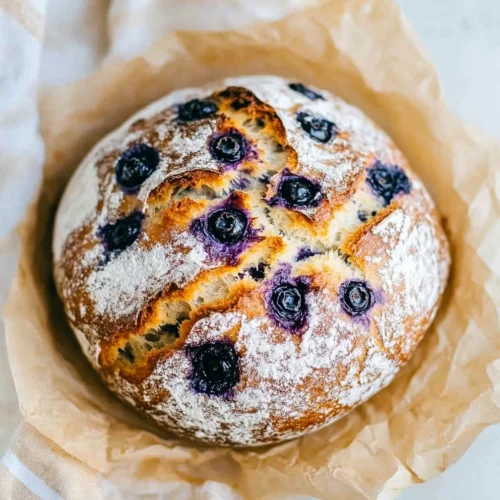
1 1 499 497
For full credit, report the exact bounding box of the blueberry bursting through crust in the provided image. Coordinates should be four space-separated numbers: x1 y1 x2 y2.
115 144 160 192
339 280 374 317
266 273 310 333
100 212 144 255
186 341 240 396
366 161 411 206
277 173 322 209
207 208 248 245
178 98 218 122
209 132 246 164
296 111 336 143
190 194 259 264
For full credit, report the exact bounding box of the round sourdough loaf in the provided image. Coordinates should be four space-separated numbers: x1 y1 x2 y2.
53 76 450 446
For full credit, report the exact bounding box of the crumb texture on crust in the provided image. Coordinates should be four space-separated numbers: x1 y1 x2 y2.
53 75 450 446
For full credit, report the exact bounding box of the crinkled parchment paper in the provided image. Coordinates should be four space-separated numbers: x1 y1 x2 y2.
4 0 500 498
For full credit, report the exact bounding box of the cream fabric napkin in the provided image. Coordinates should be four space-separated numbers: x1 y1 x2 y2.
0 0 45 238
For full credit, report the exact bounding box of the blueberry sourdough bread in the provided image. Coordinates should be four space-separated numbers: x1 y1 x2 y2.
53 76 450 446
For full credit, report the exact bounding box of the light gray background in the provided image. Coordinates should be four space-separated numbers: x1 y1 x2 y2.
397 0 500 497
1 1 499 498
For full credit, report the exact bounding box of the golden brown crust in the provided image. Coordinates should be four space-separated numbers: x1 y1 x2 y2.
53 76 450 446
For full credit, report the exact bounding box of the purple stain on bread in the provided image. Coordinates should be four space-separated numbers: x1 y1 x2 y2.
99 212 144 255
296 247 322 262
115 144 160 192
186 340 240 396
269 169 322 210
178 98 218 122
288 82 324 101
191 192 261 264
296 111 336 143
366 161 411 206
265 266 310 334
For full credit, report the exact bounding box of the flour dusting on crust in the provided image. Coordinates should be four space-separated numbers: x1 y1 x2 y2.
87 233 207 317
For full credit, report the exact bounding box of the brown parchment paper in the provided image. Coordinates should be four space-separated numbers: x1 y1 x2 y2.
4 0 500 498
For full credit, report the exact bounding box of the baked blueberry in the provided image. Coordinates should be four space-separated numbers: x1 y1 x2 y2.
178 98 218 121
339 280 374 316
115 144 159 191
366 162 411 206
100 212 143 254
210 132 246 163
207 208 248 245
269 282 308 331
288 82 324 101
279 175 322 208
187 341 240 396
296 111 336 143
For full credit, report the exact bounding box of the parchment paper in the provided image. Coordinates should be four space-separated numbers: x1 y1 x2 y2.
5 0 500 498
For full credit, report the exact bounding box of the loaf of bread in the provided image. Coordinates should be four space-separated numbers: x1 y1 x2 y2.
53 76 450 446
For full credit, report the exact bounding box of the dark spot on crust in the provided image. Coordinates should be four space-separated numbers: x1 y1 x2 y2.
247 262 268 281
358 210 368 222
288 82 324 101
231 97 251 110
255 118 266 129
160 323 181 338
186 340 240 396
145 332 160 342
